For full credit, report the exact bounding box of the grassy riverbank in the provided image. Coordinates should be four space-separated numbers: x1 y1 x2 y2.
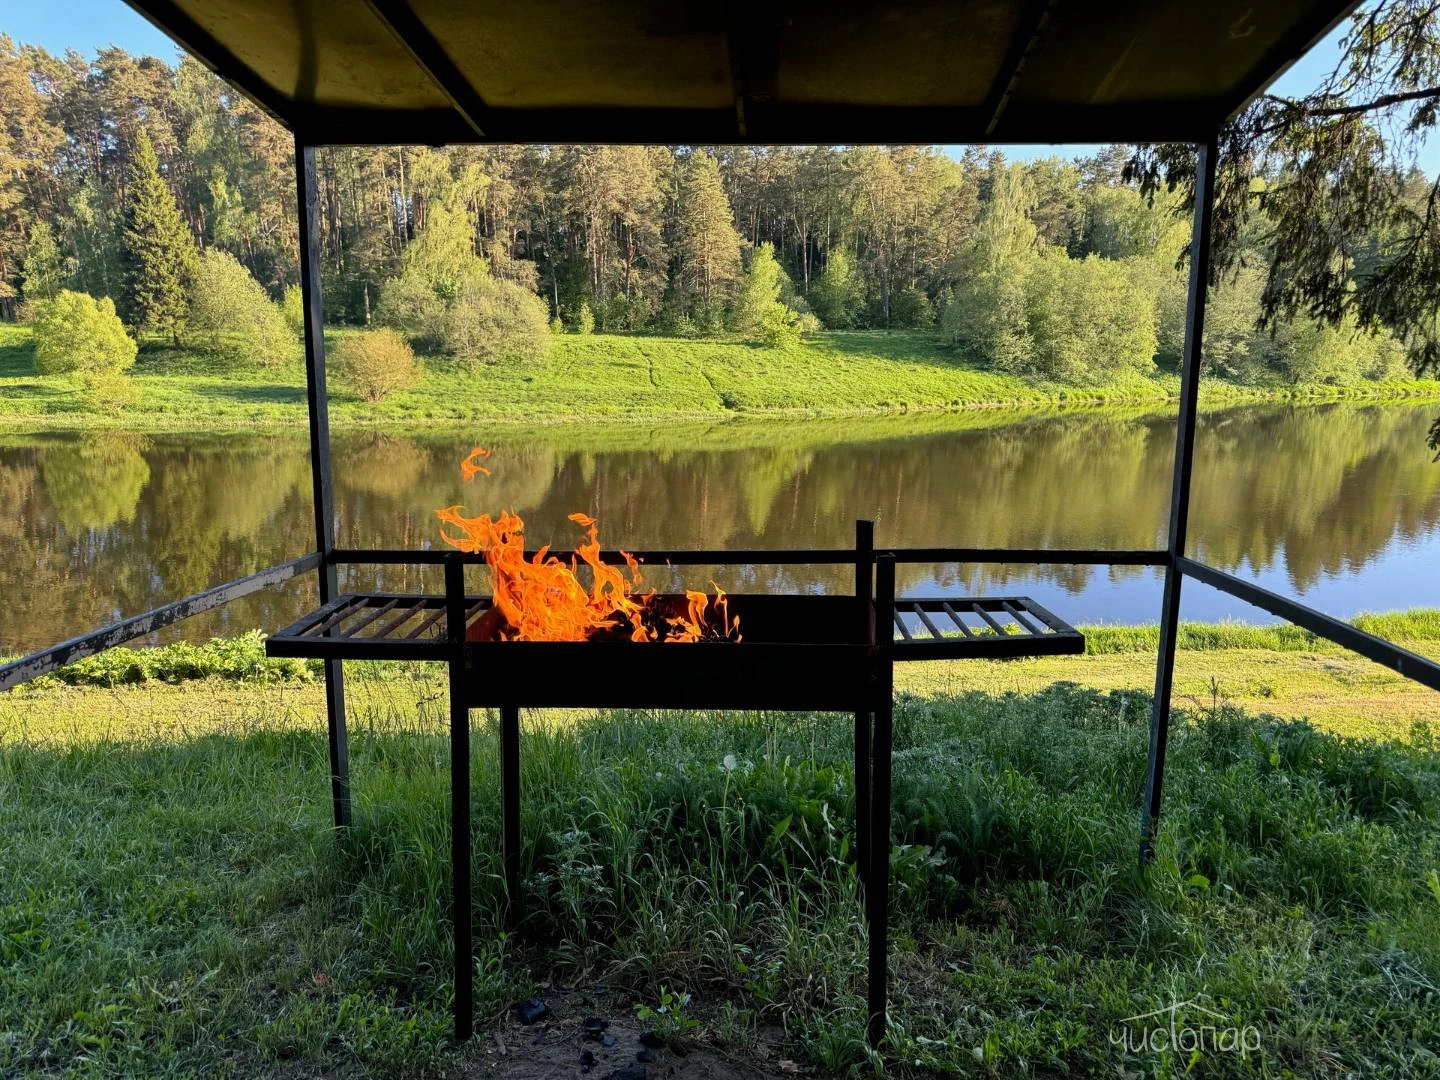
4 324 1438 430
3 681 1437 1077
10 612 1439 744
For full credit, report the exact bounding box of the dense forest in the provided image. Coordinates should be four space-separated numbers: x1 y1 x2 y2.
0 37 1423 388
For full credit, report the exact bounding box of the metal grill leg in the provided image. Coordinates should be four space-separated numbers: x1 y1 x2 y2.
444 556 473 1041
855 709 871 888
854 519 875 888
323 661 351 827
867 554 896 1049
500 703 522 930
450 664 473 1041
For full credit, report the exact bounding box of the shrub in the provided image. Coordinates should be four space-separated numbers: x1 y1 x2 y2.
79 370 140 410
332 329 418 402
439 275 551 365
693 298 727 337
281 283 305 335
813 248 862 329
31 290 137 375
189 249 297 367
602 293 651 332
890 285 935 329
576 301 595 335
1024 253 1157 382
758 304 802 347
550 316 565 335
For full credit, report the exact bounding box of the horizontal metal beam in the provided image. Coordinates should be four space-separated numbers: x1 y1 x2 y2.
891 547 1166 566
1177 556 1440 692
330 546 1168 568
287 102 1216 148
360 0 489 138
121 0 294 128
0 553 322 692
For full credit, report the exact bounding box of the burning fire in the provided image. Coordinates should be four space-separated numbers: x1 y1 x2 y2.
436 447 740 643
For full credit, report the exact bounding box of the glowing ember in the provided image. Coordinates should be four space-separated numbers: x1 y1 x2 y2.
436 448 740 643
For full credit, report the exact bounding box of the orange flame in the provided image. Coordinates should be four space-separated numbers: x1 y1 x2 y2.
437 447 740 643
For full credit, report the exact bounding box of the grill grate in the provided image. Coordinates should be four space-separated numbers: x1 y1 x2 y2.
268 592 1082 663
889 597 1080 659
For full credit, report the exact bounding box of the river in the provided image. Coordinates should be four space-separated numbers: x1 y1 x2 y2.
3 401 1439 654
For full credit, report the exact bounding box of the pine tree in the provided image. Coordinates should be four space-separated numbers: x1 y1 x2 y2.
677 152 742 307
121 129 197 343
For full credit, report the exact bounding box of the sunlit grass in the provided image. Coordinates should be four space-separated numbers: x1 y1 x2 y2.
2 683 1437 1076
3 325 1437 430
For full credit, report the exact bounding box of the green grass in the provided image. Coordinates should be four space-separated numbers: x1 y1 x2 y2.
3 324 1437 431
11 613 1440 742
2 683 1438 1076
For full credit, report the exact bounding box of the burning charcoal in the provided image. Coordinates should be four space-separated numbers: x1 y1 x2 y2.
638 1029 664 1048
513 996 549 1024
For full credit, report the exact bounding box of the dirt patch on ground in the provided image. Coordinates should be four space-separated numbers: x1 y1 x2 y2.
458 987 793 1080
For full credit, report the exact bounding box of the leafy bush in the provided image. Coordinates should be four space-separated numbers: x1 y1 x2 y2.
576 301 595 335
890 285 935 329
692 298 727 337
377 189 550 365
281 283 305 335
602 293 651 332
1023 253 1157 382
735 242 802 344
188 250 296 367
78 370 140 410
36 630 315 686
332 328 419 402
758 304 802 347
812 248 862 329
31 290 137 375
439 275 551 365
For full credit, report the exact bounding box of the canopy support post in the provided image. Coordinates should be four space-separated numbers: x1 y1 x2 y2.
295 136 351 830
1141 135 1218 867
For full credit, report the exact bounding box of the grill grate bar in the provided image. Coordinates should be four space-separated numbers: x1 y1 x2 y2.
305 596 368 637
344 597 401 637
973 605 1007 635
371 598 429 640
939 601 973 637
406 603 449 639
911 605 945 641
1002 600 1042 635
280 594 352 638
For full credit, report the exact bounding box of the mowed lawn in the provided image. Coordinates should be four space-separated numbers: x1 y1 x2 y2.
4 324 1438 430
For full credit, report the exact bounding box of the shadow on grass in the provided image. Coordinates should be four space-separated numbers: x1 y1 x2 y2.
0 332 37 376
809 329 988 373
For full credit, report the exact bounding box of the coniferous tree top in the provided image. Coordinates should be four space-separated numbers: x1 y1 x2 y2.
121 128 197 342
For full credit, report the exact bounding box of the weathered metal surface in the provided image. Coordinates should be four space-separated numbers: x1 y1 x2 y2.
1179 557 1440 692
0 553 320 692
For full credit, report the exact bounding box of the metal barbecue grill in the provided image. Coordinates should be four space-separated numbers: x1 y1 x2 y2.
265 520 1083 1037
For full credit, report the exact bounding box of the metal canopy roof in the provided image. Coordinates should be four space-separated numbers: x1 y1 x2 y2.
124 0 1356 145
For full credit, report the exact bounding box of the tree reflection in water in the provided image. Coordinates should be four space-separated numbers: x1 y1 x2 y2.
2 402 1437 653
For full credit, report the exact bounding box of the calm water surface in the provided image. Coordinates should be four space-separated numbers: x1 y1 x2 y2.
4 401 1440 654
